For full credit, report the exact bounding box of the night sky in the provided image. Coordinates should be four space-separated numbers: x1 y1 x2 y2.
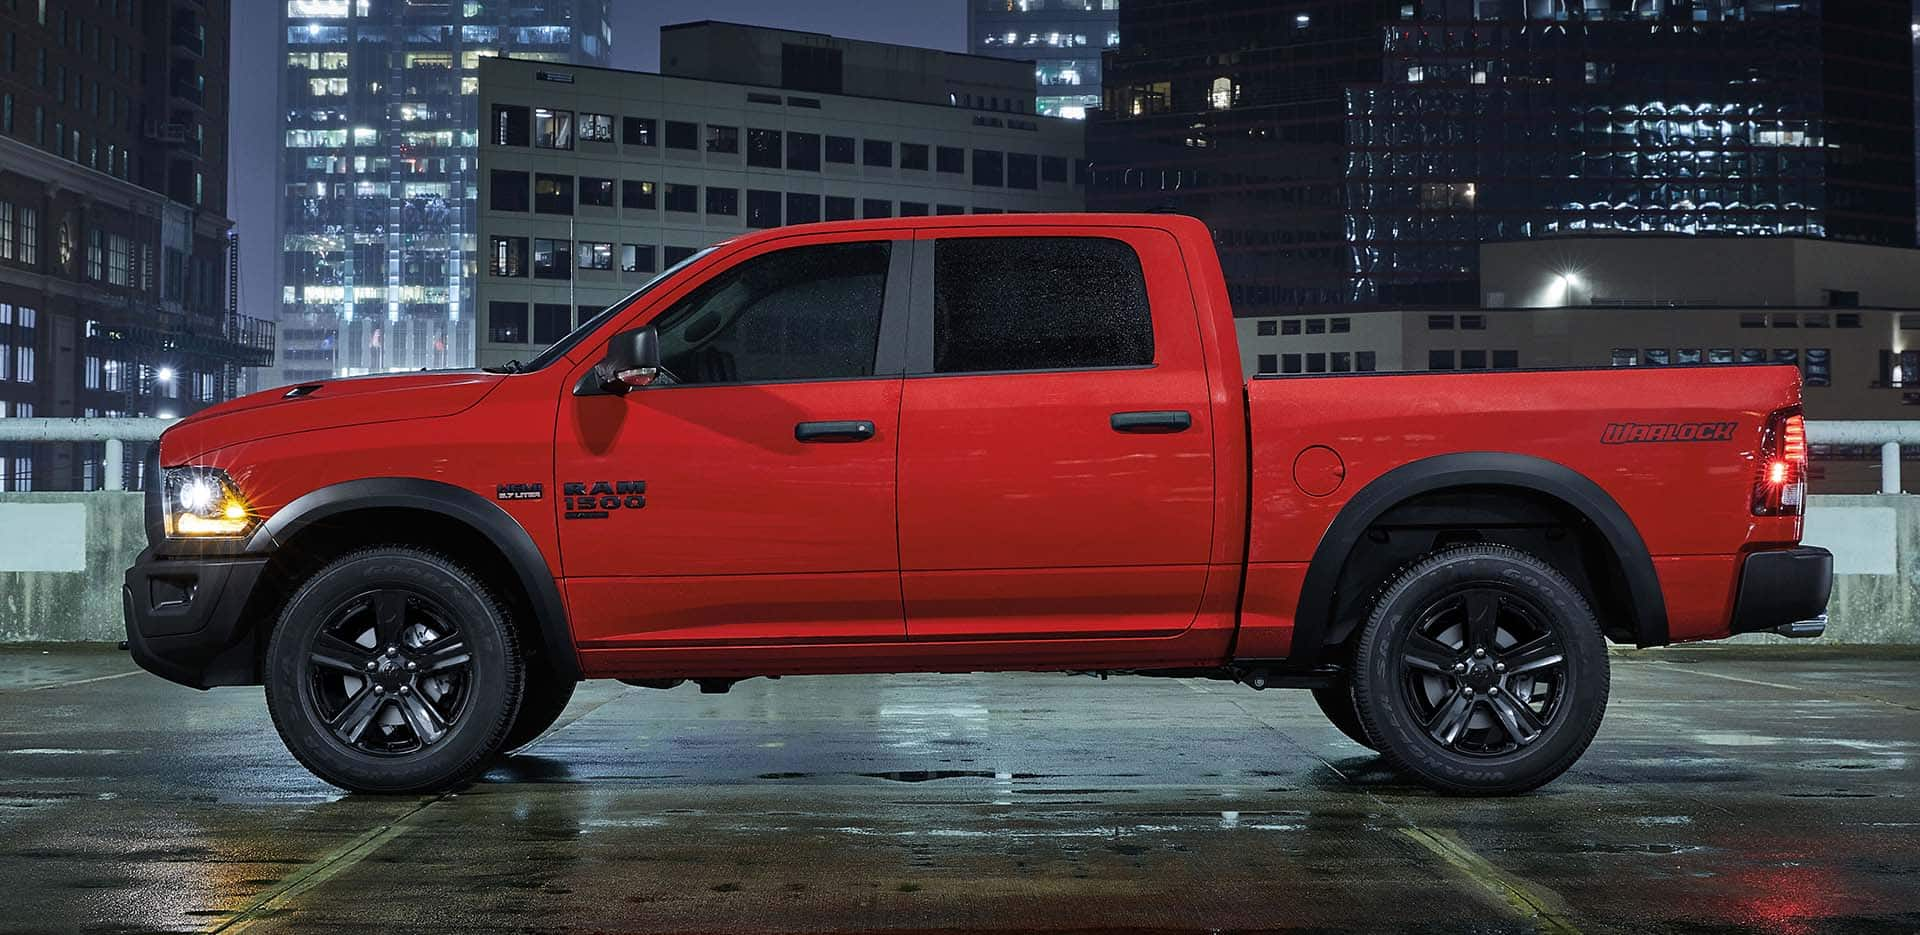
226 3 966 324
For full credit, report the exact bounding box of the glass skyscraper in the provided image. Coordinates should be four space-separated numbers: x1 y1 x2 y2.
969 0 1121 119
1091 0 1915 313
278 0 610 382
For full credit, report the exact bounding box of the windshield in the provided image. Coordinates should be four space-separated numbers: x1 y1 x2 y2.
507 246 717 373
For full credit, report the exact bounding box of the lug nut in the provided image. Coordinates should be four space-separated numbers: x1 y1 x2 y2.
1453 662 1467 674
365 661 377 671
1488 686 1499 695
398 685 410 694
1474 647 1487 658
1495 662 1507 673
373 685 385 694
386 645 397 655
405 661 417 671
1463 687 1475 696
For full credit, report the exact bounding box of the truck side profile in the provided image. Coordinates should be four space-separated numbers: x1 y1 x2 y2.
124 214 1832 795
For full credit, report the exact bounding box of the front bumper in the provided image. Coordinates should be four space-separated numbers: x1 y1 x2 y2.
1728 546 1833 639
123 548 270 689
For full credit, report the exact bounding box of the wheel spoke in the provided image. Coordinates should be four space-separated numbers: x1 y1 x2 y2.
1502 634 1564 675
397 694 450 746
420 636 471 675
1487 692 1546 746
327 688 386 744
1424 689 1476 747
310 632 374 676
1463 590 1499 650
1403 632 1457 674
371 591 408 646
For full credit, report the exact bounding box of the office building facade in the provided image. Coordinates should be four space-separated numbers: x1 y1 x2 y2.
0 0 268 490
1232 236 1920 491
474 28 1086 368
1091 0 1916 317
277 0 611 383
968 0 1121 119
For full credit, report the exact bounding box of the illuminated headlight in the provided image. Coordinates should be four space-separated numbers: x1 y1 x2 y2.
163 467 255 538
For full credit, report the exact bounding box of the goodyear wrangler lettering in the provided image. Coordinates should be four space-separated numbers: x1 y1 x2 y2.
1600 421 1738 444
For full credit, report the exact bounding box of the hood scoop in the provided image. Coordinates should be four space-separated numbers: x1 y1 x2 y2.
282 383 323 399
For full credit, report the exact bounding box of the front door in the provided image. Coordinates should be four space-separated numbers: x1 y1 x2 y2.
556 235 911 648
897 229 1217 641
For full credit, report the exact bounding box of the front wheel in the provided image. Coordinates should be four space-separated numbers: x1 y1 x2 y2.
264 547 524 794
1352 543 1609 795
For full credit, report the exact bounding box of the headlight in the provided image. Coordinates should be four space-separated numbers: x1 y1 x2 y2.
163 467 255 538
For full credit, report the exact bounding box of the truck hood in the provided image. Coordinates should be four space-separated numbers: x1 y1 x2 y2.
159 371 505 464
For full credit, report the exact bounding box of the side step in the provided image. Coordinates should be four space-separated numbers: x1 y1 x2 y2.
1773 616 1827 639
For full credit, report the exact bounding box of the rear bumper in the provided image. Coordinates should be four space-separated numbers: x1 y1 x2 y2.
123 548 270 689
1728 546 1833 639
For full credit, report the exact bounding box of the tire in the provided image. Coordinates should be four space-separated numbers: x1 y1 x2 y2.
264 547 524 794
1351 543 1609 795
1311 683 1378 751
501 661 577 754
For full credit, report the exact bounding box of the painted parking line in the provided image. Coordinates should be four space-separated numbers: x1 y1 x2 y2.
0 669 144 693
206 799 440 934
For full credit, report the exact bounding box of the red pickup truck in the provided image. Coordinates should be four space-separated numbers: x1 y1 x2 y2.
125 214 1830 795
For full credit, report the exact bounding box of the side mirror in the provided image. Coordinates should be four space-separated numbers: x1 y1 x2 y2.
596 327 662 393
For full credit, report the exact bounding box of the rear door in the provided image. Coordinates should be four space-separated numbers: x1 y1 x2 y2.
896 227 1216 641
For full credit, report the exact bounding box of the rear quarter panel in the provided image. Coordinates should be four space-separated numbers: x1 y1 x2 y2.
1241 365 1803 654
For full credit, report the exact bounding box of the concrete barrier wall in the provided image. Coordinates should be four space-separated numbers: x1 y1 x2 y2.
0 492 1914 644
0 493 145 642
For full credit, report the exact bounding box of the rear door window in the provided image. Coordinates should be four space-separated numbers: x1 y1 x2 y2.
931 236 1152 374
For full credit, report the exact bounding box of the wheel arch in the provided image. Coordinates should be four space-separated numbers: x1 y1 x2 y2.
1282 452 1667 669
241 478 580 682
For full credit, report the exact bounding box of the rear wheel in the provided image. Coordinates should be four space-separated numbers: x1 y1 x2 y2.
265 547 523 794
1352 543 1609 795
1311 683 1377 750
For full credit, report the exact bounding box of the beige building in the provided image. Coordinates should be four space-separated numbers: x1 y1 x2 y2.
474 25 1087 369
1234 237 1920 492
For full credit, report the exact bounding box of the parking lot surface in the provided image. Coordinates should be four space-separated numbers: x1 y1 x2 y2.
2 644 1917 934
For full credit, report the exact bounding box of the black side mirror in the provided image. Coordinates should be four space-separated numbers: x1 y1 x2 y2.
595 327 662 393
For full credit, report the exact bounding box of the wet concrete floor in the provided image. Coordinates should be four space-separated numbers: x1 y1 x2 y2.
1 644 1917 934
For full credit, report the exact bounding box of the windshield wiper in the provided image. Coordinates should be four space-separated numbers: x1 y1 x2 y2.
483 359 524 375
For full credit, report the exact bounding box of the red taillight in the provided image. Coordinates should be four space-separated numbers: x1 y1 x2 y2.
1753 408 1807 516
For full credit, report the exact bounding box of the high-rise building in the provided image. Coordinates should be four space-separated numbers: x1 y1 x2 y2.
277 0 611 383
1090 0 1916 316
473 23 1087 369
969 0 1120 119
0 0 268 490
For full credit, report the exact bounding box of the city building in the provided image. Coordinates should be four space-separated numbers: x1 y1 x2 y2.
968 0 1121 119
1233 236 1920 491
276 0 611 384
1091 0 1916 319
474 24 1087 369
0 0 269 490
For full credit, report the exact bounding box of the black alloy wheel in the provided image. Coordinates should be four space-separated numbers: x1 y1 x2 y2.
265 547 523 794
305 589 475 755
1396 587 1568 757
1352 543 1609 795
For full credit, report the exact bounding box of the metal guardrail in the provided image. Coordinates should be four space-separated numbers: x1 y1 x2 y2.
1806 421 1917 495
0 419 177 491
0 418 1907 494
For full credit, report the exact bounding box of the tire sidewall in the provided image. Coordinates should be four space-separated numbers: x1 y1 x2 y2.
1355 549 1608 794
265 550 520 793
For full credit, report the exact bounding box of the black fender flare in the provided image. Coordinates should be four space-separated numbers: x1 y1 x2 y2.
247 478 581 680
1282 452 1668 667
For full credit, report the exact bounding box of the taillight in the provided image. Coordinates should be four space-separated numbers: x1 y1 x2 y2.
1752 407 1807 516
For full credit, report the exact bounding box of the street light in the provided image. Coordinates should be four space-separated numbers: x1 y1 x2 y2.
156 367 175 383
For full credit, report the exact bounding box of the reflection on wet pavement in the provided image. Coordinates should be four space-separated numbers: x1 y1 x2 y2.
2 644 1917 933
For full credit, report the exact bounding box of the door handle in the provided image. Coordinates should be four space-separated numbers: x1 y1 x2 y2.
795 420 877 443
1110 410 1193 434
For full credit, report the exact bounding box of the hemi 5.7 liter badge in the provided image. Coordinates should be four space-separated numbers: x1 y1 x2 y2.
564 480 647 520
496 483 544 501
1601 421 1738 444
